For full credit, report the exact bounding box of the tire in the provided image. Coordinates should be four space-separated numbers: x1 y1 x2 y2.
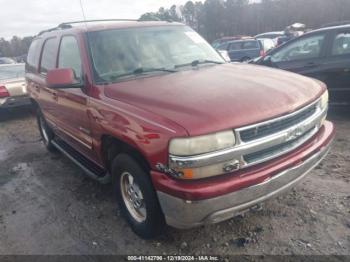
36 108 57 152
112 154 165 239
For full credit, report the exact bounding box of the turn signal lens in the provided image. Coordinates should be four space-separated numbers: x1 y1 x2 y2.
173 159 241 180
320 90 329 110
319 90 329 126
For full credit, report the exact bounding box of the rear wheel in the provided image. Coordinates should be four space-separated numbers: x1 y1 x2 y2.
37 109 56 152
112 154 165 239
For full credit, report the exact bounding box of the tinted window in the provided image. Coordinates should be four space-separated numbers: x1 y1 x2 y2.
40 38 57 74
27 39 40 68
243 41 259 49
331 32 350 56
0 64 25 80
58 36 82 79
229 42 242 51
271 34 325 62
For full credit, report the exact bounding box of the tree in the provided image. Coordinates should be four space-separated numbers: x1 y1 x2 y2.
139 0 350 42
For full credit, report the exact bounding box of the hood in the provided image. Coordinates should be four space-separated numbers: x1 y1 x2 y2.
103 64 324 136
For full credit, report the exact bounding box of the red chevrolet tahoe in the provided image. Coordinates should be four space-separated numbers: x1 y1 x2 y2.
26 20 334 238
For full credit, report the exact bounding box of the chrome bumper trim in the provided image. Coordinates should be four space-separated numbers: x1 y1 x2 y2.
169 101 326 170
159 141 331 229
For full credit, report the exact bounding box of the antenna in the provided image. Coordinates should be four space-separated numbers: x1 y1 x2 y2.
79 0 88 29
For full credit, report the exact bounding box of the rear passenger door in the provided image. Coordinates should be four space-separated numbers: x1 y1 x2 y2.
322 29 350 104
54 35 95 159
37 37 60 124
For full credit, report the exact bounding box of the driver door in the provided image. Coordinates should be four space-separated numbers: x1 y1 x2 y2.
53 35 96 160
270 32 330 80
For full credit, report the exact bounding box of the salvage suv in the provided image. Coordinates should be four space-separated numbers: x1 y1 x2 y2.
26 20 334 238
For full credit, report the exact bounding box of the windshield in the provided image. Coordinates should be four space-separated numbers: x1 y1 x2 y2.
0 64 25 81
88 26 224 84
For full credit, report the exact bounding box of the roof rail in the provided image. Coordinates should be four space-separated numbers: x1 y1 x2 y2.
38 24 71 36
320 20 350 28
59 19 140 27
37 19 166 36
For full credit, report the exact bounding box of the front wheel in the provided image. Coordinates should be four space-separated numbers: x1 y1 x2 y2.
37 109 56 152
112 154 165 239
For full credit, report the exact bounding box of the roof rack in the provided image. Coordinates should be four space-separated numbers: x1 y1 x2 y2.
38 19 143 36
320 21 350 28
59 18 140 27
38 26 66 36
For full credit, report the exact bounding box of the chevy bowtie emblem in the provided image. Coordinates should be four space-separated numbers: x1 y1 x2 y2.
286 125 306 141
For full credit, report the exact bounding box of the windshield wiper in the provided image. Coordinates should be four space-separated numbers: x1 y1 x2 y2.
174 59 224 69
108 67 177 81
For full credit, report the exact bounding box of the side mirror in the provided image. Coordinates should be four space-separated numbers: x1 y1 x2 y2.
46 68 82 89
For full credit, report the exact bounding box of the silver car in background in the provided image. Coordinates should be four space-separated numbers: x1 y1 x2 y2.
0 64 31 109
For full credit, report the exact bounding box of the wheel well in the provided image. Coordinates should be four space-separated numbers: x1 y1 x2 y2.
101 135 151 173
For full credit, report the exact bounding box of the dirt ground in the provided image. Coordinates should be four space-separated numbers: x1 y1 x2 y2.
0 107 349 256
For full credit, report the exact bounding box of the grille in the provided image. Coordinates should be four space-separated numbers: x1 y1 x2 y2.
244 127 315 164
240 104 317 142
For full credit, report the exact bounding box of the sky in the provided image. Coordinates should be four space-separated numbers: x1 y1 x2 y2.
0 0 196 39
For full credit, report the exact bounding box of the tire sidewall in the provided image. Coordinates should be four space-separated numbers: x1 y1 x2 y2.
112 154 165 239
36 108 56 151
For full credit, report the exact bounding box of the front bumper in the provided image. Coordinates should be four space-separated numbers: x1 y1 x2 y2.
0 95 31 108
154 121 334 229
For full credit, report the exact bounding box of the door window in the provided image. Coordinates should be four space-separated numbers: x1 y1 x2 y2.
242 41 259 50
271 34 325 62
27 39 41 70
229 42 242 51
58 36 82 79
39 38 57 74
331 32 350 56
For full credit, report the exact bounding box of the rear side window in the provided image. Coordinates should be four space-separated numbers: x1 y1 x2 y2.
331 32 350 56
40 38 57 74
229 42 242 51
26 39 41 71
242 41 259 49
58 36 82 79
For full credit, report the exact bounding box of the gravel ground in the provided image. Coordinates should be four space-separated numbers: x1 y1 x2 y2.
0 107 349 256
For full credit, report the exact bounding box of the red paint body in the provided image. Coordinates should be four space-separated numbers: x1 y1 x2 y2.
26 22 334 202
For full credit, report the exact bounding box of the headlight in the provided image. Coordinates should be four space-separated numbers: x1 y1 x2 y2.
169 130 235 156
320 90 329 110
168 130 237 179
